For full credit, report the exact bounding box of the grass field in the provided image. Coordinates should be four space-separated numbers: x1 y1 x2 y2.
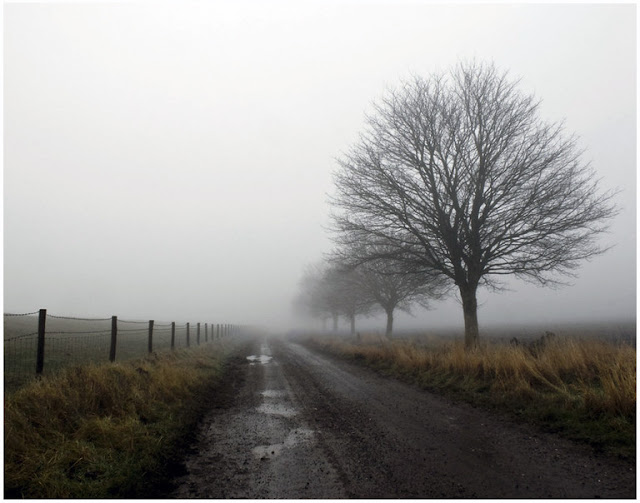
306 330 636 459
4 339 244 498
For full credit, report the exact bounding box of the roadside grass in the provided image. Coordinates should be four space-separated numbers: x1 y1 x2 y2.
4 342 239 498
307 334 636 459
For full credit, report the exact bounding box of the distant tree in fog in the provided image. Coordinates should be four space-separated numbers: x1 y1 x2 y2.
325 264 376 336
294 261 375 335
331 61 618 349
333 243 448 337
293 262 341 331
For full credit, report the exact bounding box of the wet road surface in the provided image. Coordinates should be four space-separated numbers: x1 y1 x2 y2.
171 336 635 498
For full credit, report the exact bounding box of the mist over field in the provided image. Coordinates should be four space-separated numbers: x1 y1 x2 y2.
4 2 636 334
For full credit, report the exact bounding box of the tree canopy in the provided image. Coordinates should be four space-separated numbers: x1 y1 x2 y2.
331 62 617 348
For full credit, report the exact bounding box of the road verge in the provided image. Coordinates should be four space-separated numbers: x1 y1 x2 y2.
4 341 247 498
304 335 635 460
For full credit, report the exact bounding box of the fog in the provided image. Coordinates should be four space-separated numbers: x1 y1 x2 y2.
4 2 636 333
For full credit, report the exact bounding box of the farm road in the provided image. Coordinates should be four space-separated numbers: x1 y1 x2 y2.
171 336 635 498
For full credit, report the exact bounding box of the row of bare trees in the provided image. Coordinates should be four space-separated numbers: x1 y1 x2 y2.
293 254 446 337
296 61 617 348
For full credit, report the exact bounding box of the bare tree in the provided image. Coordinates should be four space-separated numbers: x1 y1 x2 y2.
333 243 448 337
325 264 376 335
331 62 617 349
293 261 341 331
294 261 374 334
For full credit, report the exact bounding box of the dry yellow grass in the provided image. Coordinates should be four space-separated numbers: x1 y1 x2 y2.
310 334 636 456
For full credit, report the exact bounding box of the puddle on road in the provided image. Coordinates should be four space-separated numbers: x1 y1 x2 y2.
256 402 298 417
246 354 273 365
261 389 286 398
251 428 315 460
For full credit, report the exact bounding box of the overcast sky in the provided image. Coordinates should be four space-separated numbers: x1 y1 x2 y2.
4 1 636 332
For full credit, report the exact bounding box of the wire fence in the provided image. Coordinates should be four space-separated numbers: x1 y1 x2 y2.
4 309 239 391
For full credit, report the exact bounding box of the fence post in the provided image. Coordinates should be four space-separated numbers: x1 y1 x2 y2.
171 322 175 350
35 309 46 376
197 322 200 345
109 316 117 362
186 323 190 347
216 323 220 339
148 320 154 354
205 323 208 343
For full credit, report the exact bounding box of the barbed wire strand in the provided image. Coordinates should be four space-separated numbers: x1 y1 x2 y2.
4 332 39 342
4 311 40 317
45 330 113 335
48 314 112 321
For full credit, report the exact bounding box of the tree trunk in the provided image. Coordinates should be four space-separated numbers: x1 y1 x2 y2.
350 314 356 335
385 308 394 338
460 284 479 350
332 313 338 332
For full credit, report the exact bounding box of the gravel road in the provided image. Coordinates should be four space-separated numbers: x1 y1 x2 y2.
171 336 635 498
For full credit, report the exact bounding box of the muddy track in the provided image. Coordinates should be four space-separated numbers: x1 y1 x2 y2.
170 336 635 498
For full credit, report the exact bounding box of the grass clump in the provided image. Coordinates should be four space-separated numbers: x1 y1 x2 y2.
5 344 231 498
309 335 636 458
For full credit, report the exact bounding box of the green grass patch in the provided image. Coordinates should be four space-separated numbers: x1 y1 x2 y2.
4 341 243 498
307 335 636 460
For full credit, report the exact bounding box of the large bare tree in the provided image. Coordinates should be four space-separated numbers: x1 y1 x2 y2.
331 62 617 349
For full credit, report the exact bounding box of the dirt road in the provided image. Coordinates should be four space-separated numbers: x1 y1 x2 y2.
171 336 635 498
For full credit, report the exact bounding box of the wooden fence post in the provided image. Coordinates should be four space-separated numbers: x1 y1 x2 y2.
171 322 175 350
216 323 220 339
197 322 200 345
35 309 46 376
205 323 208 343
186 323 190 347
109 316 117 362
148 320 154 354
